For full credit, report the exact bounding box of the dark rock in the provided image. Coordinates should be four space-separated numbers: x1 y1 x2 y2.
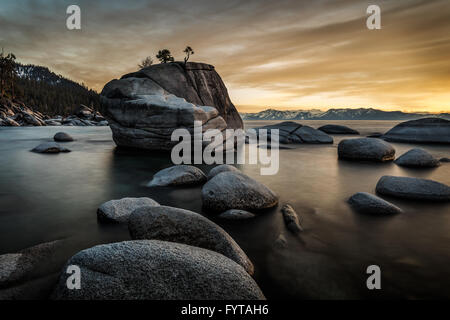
148 165 207 187
100 62 243 150
52 240 265 300
53 132 74 142
395 148 440 168
281 204 303 234
318 124 359 135
250 121 333 144
367 132 383 138
202 171 278 213
383 118 450 144
376 176 450 201
348 192 402 215
31 142 71 154
128 206 254 274
218 209 256 220
97 197 160 223
338 138 395 162
440 157 450 163
207 164 240 180
0 240 66 300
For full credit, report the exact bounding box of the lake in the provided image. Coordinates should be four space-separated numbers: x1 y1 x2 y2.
1 120 449 299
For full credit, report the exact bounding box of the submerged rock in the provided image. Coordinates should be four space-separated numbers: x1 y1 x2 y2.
218 209 256 220
249 121 333 144
281 204 303 234
97 197 160 223
383 118 450 144
440 157 450 163
147 165 207 187
53 132 74 142
376 176 450 201
395 148 440 168
338 138 395 162
207 164 240 180
348 192 402 215
318 124 359 135
202 171 278 213
52 240 265 300
128 206 254 274
100 62 243 150
31 142 71 154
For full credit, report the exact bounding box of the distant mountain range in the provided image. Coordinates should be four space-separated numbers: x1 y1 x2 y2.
240 108 450 121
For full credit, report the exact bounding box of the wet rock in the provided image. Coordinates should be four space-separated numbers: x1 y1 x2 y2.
274 234 288 249
367 132 383 138
52 240 265 300
202 171 278 213
318 124 359 135
250 121 333 144
148 165 207 187
207 164 240 180
348 192 402 215
3 117 20 127
128 206 254 274
440 157 450 163
97 197 160 223
218 209 256 220
395 148 440 168
0 240 66 300
53 132 74 142
383 117 450 144
281 204 303 234
31 142 71 154
338 138 395 162
376 176 450 201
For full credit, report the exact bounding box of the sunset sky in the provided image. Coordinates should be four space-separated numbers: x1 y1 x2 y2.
1 0 449 112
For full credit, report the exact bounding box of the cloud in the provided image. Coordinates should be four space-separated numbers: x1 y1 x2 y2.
1 0 449 112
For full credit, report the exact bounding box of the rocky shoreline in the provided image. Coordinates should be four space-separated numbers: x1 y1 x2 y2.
0 98 108 127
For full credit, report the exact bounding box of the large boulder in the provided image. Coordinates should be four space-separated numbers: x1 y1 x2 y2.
338 138 395 162
376 176 450 201
97 197 160 223
100 62 243 151
52 240 265 300
348 192 402 215
147 165 207 187
383 118 450 144
249 121 333 144
318 124 359 135
394 148 440 168
202 171 278 212
0 240 66 300
128 206 254 274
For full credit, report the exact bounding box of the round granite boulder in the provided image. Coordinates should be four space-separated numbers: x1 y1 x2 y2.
52 240 265 300
218 209 256 220
97 197 160 223
202 171 278 213
348 192 402 215
207 164 240 180
383 118 450 144
128 205 254 274
376 176 450 201
338 138 395 162
394 148 440 168
318 124 359 135
53 132 74 142
147 165 207 187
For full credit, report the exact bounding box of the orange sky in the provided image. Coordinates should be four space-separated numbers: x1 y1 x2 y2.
1 0 449 112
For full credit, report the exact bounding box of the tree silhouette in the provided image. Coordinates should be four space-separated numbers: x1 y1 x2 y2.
183 46 194 64
156 49 174 64
0 49 17 98
138 56 153 69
